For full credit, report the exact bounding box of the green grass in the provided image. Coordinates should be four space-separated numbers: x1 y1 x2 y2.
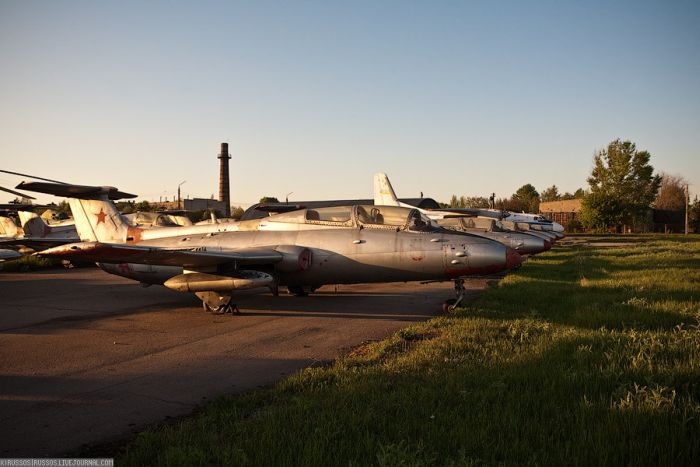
120 235 700 466
0 254 62 272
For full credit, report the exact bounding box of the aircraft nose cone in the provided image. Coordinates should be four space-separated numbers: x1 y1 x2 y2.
506 247 522 269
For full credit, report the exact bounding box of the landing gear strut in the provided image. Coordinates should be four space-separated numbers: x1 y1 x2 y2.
197 291 241 315
443 278 465 313
203 302 240 315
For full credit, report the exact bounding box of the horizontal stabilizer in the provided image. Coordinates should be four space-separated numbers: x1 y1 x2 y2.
16 181 137 200
38 242 284 268
429 208 503 219
0 185 36 200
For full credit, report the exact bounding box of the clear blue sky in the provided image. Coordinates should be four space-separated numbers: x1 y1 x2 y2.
1 0 698 206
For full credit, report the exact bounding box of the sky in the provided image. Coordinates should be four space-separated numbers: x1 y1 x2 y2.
1 0 699 207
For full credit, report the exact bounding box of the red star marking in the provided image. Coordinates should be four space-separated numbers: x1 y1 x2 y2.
95 208 107 225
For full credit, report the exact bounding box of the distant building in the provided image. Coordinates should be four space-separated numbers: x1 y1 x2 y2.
149 201 179 211
184 198 228 213
651 209 685 233
539 199 582 231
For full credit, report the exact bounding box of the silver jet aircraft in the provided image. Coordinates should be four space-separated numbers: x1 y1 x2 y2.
373 173 565 235
372 173 551 254
21 182 522 313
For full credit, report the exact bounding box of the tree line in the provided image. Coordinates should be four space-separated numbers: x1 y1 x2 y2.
445 138 700 232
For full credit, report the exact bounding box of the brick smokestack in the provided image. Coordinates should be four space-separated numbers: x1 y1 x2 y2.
217 142 231 217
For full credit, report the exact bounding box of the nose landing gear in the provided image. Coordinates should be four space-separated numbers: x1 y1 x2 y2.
443 278 465 313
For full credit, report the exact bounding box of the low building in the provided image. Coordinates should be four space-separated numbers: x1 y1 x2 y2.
539 199 583 231
184 198 228 213
652 209 685 233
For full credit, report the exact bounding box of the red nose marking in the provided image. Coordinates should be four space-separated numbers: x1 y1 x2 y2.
505 248 522 269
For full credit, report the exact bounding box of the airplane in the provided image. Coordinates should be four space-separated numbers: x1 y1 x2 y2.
372 173 554 254
0 213 23 240
374 172 565 233
123 210 194 227
20 181 522 313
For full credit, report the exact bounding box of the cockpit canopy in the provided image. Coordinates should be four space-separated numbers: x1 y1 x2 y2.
267 205 435 232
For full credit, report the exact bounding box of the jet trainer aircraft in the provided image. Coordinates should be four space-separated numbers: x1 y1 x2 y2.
20 181 522 313
372 173 555 254
373 173 565 234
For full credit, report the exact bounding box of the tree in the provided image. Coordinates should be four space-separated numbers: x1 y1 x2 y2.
654 173 687 211
511 183 540 213
540 185 560 203
463 196 490 208
259 196 279 204
133 201 154 212
55 200 72 217
561 188 586 200
689 197 700 233
579 192 625 231
230 206 245 220
581 139 661 231
116 201 135 214
448 195 490 209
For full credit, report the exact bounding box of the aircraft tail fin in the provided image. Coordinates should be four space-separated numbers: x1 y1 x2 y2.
373 173 401 206
68 197 134 242
18 211 49 238
0 216 22 237
16 182 137 243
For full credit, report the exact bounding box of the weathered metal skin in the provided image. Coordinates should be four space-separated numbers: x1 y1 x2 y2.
165 271 274 293
98 262 181 284
87 227 515 287
500 220 558 242
435 218 547 255
24 182 522 307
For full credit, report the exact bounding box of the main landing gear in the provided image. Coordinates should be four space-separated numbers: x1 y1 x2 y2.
203 302 240 315
443 278 465 313
196 291 241 315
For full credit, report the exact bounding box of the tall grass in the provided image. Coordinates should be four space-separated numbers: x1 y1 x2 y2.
120 236 700 466
0 254 61 272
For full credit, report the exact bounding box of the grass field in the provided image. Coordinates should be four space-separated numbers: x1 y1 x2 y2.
0 254 61 272
120 235 700 466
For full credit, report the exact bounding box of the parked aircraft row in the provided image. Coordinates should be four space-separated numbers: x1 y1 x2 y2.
8 173 564 313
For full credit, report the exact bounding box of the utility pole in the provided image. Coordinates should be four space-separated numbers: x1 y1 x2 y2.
178 180 186 210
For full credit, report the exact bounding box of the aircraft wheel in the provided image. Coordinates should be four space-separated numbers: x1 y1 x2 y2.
443 299 457 313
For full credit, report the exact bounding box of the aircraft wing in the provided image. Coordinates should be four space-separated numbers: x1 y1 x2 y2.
37 242 284 268
0 185 36 200
429 208 503 219
16 181 137 200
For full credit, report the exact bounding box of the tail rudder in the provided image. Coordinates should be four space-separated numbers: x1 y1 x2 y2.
68 197 131 242
14 182 138 243
373 172 401 206
18 211 50 238
0 216 22 237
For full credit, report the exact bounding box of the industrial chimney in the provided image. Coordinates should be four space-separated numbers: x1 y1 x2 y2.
217 142 231 217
